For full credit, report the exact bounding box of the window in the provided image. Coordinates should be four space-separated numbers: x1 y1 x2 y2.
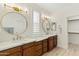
32 11 40 36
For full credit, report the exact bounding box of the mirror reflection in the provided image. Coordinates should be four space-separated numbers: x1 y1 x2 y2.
51 22 56 31
42 20 51 34
1 12 28 35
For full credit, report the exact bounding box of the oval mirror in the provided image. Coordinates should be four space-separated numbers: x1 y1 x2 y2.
51 22 56 31
42 19 51 34
1 12 28 35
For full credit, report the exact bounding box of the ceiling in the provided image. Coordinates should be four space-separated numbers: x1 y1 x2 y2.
36 3 79 15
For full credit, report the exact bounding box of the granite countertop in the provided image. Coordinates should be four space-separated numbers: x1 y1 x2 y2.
0 34 56 51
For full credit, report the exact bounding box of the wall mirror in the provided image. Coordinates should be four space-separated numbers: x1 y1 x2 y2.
42 19 51 34
0 12 28 35
51 22 56 31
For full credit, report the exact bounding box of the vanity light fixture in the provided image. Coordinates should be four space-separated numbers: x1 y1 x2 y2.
44 16 48 20
43 16 50 20
3 3 27 12
4 3 22 12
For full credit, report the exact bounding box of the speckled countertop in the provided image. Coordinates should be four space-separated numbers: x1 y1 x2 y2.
0 34 56 51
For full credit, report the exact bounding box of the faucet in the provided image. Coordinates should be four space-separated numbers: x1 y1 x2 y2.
16 35 19 40
13 34 21 41
16 35 22 40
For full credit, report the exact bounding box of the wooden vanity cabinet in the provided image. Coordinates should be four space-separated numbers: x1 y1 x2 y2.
34 41 43 56
0 46 22 56
22 41 43 56
22 42 35 56
0 35 57 56
42 39 48 53
48 36 54 51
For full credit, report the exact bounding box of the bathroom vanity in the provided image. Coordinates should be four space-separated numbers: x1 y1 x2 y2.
0 35 57 56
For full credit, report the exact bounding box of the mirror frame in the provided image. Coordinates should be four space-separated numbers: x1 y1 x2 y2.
0 12 28 35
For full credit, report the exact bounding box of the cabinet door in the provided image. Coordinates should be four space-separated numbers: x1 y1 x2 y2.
23 46 35 56
34 41 43 56
53 35 57 47
35 45 42 56
42 39 48 53
48 36 54 51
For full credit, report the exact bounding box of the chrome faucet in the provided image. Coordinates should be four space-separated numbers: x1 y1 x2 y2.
16 35 22 40
15 32 21 40
13 34 22 41
16 35 19 40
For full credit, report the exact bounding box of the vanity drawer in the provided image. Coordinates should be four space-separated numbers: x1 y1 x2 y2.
34 41 43 56
35 41 42 46
42 39 48 48
48 36 54 51
23 46 35 56
42 39 48 53
35 45 42 56
35 45 42 51
0 46 21 56
22 42 35 49
35 48 42 56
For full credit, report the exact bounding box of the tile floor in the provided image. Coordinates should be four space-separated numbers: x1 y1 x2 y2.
43 43 79 56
